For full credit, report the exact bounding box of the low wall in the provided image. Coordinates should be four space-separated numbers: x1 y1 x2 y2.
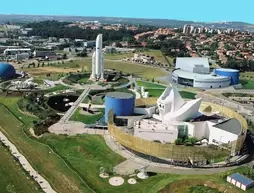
108 98 247 162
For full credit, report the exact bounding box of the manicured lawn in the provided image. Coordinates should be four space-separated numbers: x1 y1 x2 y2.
240 80 254 89
137 80 166 89
0 145 43 193
146 89 196 99
104 53 134 60
68 58 168 80
70 108 104 124
104 60 167 80
104 50 174 67
146 89 164 97
179 91 197 99
0 96 247 193
0 97 94 193
34 73 66 84
44 84 70 93
31 57 168 81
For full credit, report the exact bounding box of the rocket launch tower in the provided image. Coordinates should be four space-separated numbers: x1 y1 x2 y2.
89 34 105 82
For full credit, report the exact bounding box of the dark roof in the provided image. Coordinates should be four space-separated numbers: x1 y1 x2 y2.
229 173 254 186
214 118 242 135
187 114 224 122
106 92 134 99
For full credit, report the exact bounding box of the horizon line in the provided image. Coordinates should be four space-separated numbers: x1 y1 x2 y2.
0 13 253 25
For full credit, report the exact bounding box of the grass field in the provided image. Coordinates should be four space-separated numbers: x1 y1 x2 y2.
23 58 167 81
104 49 174 67
137 80 166 89
0 94 247 193
240 72 254 80
240 80 254 89
104 60 167 80
44 84 70 93
0 97 95 193
146 89 196 99
70 108 104 124
0 145 43 193
23 66 81 76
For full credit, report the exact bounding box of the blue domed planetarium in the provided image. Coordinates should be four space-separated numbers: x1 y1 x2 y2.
0 63 16 79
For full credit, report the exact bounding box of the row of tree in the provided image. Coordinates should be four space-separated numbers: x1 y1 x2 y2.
24 20 153 42
222 58 254 72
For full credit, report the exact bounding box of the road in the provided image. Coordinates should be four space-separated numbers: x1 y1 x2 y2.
0 130 56 193
59 87 90 123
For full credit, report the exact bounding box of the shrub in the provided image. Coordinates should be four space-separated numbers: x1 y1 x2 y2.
175 138 183 145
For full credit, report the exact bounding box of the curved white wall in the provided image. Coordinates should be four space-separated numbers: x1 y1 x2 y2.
194 78 231 89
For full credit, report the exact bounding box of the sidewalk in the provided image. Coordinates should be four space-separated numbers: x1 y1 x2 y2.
0 130 56 193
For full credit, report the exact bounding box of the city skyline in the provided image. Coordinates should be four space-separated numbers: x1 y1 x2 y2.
0 0 253 24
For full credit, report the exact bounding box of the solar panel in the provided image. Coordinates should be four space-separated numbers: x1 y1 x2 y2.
229 173 254 186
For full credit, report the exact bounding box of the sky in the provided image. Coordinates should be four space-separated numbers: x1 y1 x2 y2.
0 0 253 24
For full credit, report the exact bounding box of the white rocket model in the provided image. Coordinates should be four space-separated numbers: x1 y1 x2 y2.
90 34 105 81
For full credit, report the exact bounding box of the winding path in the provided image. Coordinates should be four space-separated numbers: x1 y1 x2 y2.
0 130 56 193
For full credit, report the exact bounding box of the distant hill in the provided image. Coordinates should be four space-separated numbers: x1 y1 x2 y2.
0 14 254 32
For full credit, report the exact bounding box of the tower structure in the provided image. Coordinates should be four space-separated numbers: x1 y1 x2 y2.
89 34 105 81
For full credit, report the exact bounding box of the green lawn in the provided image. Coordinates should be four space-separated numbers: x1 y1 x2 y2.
240 80 254 89
179 91 197 99
146 89 196 99
0 145 43 193
137 80 166 89
67 58 168 81
34 73 66 84
104 49 174 67
104 53 134 60
0 95 247 193
0 97 95 193
70 108 104 124
44 84 70 93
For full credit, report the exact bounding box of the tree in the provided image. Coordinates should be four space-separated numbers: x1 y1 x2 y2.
63 54 67 59
77 49 87 57
115 42 123 48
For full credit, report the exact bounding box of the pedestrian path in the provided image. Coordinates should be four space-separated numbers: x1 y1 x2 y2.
104 134 239 175
0 131 56 193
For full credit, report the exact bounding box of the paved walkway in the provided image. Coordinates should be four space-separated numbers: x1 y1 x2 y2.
60 87 90 123
49 121 107 136
0 131 56 193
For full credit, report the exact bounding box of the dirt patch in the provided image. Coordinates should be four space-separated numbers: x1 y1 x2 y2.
29 128 42 139
24 67 82 75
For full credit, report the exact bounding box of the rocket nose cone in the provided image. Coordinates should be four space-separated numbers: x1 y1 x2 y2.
96 34 103 42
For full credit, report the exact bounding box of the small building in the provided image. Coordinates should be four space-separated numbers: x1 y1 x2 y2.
227 173 254 191
16 53 30 61
33 50 56 58
4 48 31 56
84 41 96 48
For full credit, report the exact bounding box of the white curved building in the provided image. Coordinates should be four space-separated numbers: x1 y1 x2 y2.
172 57 238 89
133 85 243 153
155 85 201 122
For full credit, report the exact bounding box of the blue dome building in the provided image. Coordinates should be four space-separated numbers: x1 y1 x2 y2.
105 92 135 123
0 63 16 79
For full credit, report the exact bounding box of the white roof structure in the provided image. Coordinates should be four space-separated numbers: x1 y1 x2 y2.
157 85 185 113
175 57 210 74
156 84 202 122
163 98 202 122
